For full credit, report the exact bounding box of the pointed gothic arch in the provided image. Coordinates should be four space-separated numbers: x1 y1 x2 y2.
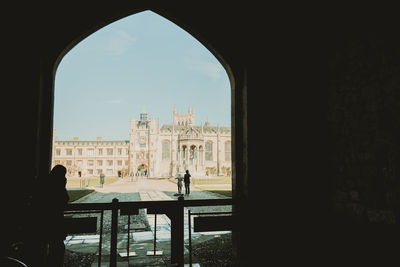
31 4 251 266
53 9 235 88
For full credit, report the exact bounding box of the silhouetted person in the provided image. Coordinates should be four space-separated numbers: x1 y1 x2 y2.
175 173 183 194
184 170 191 195
100 172 105 188
37 164 69 267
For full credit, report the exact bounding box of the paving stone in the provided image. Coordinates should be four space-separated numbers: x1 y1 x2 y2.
131 231 154 242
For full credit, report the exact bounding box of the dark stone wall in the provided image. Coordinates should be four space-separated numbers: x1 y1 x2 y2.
329 30 400 225
5 3 400 265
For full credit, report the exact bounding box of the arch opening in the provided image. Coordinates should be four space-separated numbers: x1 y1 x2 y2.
42 7 243 267
52 10 234 192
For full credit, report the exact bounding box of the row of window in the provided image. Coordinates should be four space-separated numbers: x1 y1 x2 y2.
55 147 128 156
161 141 231 161
56 142 231 162
54 159 129 167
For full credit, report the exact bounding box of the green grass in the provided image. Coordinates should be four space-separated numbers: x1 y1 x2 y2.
168 176 232 196
207 190 232 197
192 176 232 185
66 176 119 188
168 176 232 185
67 189 95 202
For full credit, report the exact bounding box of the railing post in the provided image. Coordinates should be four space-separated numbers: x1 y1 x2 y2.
154 213 157 254
170 196 184 266
127 214 130 265
110 198 119 267
98 210 104 267
188 209 192 265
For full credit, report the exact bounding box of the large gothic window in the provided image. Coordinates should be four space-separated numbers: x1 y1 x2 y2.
205 141 213 161
189 145 197 165
182 145 187 163
199 145 204 165
162 140 170 160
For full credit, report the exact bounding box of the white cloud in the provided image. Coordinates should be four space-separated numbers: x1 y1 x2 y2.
106 30 136 56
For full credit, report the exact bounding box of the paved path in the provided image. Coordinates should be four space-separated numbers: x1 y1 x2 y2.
65 177 231 266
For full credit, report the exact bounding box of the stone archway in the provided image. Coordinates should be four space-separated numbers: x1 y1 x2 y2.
189 145 197 167
137 163 148 176
41 6 247 266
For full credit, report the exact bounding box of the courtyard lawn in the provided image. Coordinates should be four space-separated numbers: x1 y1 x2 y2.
168 176 232 185
168 176 232 196
201 189 232 197
192 176 232 185
67 189 94 202
66 176 119 188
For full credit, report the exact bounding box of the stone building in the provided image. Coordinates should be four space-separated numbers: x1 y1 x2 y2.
52 107 231 178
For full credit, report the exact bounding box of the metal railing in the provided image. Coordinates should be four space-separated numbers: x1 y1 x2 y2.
64 210 104 266
65 197 233 267
187 210 233 265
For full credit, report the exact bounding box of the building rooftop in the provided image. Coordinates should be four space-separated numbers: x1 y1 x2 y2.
160 125 231 134
55 140 129 145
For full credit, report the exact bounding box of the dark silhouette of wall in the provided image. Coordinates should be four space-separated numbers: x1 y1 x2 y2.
3 3 400 266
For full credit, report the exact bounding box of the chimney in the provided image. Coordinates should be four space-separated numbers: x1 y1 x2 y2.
97 136 102 141
73 136 79 141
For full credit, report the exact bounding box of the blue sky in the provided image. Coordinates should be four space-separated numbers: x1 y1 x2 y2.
54 11 231 141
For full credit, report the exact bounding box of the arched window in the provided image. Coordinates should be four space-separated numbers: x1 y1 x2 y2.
199 145 204 165
225 141 231 161
205 141 213 161
182 145 187 160
162 140 170 160
189 145 197 165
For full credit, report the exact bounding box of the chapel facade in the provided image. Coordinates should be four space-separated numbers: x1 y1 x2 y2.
52 107 231 178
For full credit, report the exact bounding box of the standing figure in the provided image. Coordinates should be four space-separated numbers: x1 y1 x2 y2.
175 173 184 194
99 171 105 188
184 170 191 195
37 164 70 267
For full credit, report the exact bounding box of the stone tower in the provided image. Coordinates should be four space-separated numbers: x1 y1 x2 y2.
173 106 195 126
129 112 159 176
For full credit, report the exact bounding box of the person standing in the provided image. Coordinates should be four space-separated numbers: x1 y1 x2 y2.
175 173 184 194
36 164 70 267
184 170 191 195
99 171 105 188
